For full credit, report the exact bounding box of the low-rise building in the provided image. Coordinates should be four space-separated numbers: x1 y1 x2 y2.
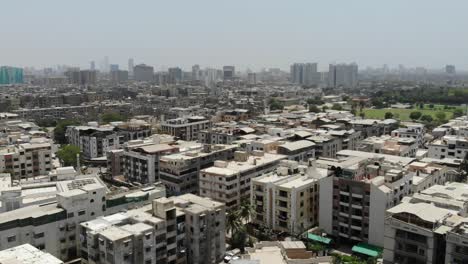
427 135 468 160
199 151 286 208
391 123 426 147
161 116 211 141
277 140 315 161
0 139 52 180
358 135 418 157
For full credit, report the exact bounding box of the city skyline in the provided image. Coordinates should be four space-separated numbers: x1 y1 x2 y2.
1 0 467 71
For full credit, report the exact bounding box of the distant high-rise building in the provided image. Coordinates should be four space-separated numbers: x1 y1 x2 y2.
328 63 358 88
90 61 95 71
111 70 129 83
192 64 201 81
247 72 257 84
103 56 110 72
290 63 319 86
446 65 456 75
64 69 96 85
223 66 235 80
0 66 24 85
110 64 119 72
168 67 182 83
133 64 154 82
128 58 134 77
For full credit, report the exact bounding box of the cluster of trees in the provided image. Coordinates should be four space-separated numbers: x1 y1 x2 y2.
56 144 80 167
372 86 468 105
54 119 80 144
269 98 284 111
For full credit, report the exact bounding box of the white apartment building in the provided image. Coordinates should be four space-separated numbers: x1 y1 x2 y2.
0 243 63 264
161 116 212 141
0 176 165 262
391 123 426 147
159 144 237 196
318 152 452 248
67 125 121 159
199 151 286 208
358 135 418 157
251 160 327 235
0 140 52 180
383 182 468 264
427 135 468 160
276 140 315 161
122 142 179 184
80 194 226 264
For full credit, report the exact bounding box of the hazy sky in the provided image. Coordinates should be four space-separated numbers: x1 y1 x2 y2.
1 0 467 71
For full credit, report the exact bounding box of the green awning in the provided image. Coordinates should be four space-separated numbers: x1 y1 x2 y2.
307 233 332 245
351 243 382 257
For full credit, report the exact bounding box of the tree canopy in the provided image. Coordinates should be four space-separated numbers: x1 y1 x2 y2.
57 145 81 167
54 119 80 144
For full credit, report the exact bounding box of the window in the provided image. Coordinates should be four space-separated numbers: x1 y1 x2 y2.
68 212 74 218
90 199 94 203
7 235 16 242
34 232 44 239
78 210 86 216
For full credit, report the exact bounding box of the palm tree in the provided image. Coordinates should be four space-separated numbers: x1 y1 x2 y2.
226 210 243 235
238 199 254 223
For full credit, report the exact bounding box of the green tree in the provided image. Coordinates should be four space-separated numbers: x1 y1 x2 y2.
359 112 365 118
226 210 243 235
322 106 329 112
331 103 343 111
435 111 447 122
384 112 394 119
409 111 422 121
101 112 126 123
238 199 254 223
309 105 320 113
420 115 433 123
453 108 464 118
428 104 434 109
230 229 248 253
269 98 284 111
57 145 81 167
54 119 80 144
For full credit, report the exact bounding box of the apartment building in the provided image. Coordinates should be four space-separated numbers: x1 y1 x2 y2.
198 126 255 145
427 135 468 160
383 182 468 264
199 151 286 208
358 135 418 157
391 123 426 147
277 140 315 161
0 140 52 180
0 243 63 264
0 177 165 261
159 144 237 196
80 194 226 264
122 142 179 184
318 152 452 248
67 120 152 160
306 135 342 158
67 125 121 160
348 119 398 139
161 116 212 141
251 160 327 235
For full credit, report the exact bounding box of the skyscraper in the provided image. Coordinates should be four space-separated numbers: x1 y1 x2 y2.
168 67 183 83
0 66 24 85
133 64 154 82
110 64 119 72
90 61 95 71
290 63 319 86
446 65 456 75
328 63 358 88
128 58 134 77
103 56 110 72
223 66 235 80
192 64 201 81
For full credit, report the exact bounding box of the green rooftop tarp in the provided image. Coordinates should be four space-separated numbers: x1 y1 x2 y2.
307 233 332 245
351 243 382 257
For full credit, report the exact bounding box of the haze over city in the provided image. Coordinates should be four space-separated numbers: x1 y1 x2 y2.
1 0 468 70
